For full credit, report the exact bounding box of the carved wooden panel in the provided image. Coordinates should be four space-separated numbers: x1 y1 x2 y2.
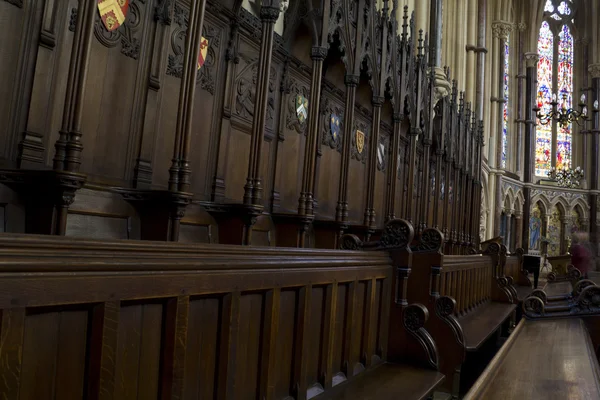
272 63 311 213
347 116 369 224
315 90 344 219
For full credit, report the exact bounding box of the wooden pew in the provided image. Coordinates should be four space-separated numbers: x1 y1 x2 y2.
0 231 444 400
343 224 517 397
505 248 534 301
464 317 600 399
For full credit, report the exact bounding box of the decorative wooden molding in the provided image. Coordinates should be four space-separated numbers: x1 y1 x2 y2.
403 304 440 369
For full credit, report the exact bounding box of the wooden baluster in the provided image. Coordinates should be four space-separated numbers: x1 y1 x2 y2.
321 283 338 389
160 296 190 400
217 292 241 399
362 279 377 368
260 289 280 400
293 285 312 400
87 301 119 400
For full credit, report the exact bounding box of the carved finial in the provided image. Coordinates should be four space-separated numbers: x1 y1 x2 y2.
444 65 450 79
409 11 415 38
417 30 424 56
459 92 465 111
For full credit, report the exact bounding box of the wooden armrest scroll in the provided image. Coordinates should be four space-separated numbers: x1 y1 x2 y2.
434 296 465 347
522 295 546 318
529 289 548 304
403 303 440 369
340 219 415 251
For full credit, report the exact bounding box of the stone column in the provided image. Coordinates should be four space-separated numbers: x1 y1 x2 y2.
429 0 451 103
522 52 539 252
515 22 527 174
589 63 600 247
515 210 523 251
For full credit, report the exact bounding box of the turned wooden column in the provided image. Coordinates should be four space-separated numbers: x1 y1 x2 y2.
522 52 539 252
386 115 402 221
60 0 96 172
177 0 208 192
365 97 384 228
299 46 328 217
244 2 281 206
336 75 359 224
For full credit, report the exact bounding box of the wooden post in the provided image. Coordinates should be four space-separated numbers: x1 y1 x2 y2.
244 1 281 206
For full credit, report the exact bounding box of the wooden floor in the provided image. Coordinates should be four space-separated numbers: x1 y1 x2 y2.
464 318 600 399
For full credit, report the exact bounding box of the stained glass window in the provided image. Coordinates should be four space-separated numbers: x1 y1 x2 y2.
535 0 575 176
535 21 553 176
501 37 510 169
557 24 573 169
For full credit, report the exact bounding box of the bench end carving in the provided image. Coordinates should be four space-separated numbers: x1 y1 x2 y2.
411 228 444 253
403 303 440 370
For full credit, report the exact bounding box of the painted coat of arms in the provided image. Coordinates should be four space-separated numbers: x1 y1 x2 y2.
97 0 130 32
330 114 340 140
198 36 209 70
356 130 365 154
296 95 308 123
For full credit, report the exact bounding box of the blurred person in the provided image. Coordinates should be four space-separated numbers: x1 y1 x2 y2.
571 232 593 279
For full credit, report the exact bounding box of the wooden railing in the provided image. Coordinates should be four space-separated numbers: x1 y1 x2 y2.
441 255 494 317
0 232 442 400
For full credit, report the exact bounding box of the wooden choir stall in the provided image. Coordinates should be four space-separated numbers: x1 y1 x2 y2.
6 0 600 399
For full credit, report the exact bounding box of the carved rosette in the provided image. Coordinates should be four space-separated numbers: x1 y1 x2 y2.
435 296 455 318
573 279 596 298
523 296 545 317
340 234 363 250
403 304 428 332
379 219 414 249
568 267 582 281
412 228 444 252
529 289 548 304
577 286 600 310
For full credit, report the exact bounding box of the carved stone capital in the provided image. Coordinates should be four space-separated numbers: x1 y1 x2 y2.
344 74 360 87
259 5 280 22
372 96 385 107
517 22 526 32
491 21 513 40
524 52 539 68
311 46 328 60
588 64 600 79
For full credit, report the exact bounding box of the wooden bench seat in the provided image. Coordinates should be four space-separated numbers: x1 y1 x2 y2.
315 363 444 400
459 302 516 351
0 222 445 399
342 224 517 396
464 318 600 399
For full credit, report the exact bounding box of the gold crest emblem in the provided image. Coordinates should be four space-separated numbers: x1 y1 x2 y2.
356 130 365 154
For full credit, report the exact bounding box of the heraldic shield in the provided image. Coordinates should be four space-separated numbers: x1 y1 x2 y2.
330 114 340 140
98 0 130 32
356 130 365 154
296 95 308 123
198 36 209 70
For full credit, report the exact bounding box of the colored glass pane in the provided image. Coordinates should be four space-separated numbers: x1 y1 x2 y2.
557 24 573 169
544 0 554 12
558 1 571 15
535 21 553 176
501 37 510 169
